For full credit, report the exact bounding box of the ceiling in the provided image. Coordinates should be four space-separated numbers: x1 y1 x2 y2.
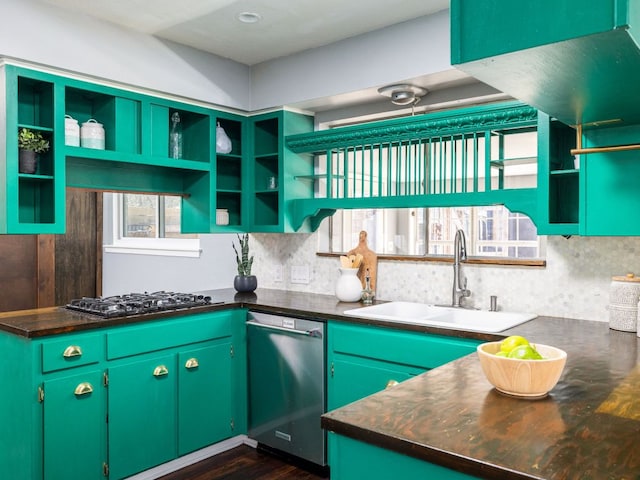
40 0 450 66
37 0 503 119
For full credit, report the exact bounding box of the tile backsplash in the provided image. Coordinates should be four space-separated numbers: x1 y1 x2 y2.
251 233 640 322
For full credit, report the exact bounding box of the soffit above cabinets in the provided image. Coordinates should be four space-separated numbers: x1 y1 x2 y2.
38 0 449 66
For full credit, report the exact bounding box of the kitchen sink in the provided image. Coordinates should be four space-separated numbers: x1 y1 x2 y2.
342 301 536 333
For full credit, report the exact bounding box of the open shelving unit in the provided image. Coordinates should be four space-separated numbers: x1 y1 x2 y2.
3 68 63 233
214 115 244 230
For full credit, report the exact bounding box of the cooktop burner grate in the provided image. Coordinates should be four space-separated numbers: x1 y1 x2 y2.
66 291 214 318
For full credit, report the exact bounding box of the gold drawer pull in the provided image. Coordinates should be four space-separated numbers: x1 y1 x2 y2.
63 345 83 358
185 358 199 369
74 382 93 396
386 379 399 389
153 365 169 377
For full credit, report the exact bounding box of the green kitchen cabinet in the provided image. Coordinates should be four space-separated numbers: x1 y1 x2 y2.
43 369 107 480
213 113 246 231
1 65 66 233
451 0 640 128
327 322 481 410
247 110 315 232
328 432 479 480
108 353 178 479
178 342 234 456
1 64 246 234
0 308 247 480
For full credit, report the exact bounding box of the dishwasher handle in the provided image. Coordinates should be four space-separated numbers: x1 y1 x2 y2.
246 320 323 338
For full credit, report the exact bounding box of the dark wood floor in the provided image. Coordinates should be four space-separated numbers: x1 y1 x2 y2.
157 445 329 480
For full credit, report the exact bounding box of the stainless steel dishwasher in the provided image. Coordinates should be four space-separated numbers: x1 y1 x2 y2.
247 311 326 467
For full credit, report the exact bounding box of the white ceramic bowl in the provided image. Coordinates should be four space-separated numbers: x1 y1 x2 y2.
477 342 567 399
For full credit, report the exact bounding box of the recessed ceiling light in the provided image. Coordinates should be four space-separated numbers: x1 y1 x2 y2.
237 12 262 24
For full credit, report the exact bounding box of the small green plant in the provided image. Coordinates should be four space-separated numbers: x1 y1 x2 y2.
233 233 254 276
18 128 50 153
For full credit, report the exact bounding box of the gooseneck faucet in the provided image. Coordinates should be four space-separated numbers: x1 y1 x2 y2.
452 229 471 307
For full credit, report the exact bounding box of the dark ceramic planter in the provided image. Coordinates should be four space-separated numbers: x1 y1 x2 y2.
19 149 38 174
234 275 257 293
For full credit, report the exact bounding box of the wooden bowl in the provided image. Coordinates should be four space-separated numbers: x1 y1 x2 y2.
477 342 567 399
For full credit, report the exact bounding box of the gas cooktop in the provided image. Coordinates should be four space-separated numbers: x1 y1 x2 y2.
66 291 216 318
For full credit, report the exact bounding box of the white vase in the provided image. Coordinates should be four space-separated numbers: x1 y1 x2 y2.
335 267 362 302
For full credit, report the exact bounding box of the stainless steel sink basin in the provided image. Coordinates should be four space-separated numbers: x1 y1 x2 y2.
342 301 536 333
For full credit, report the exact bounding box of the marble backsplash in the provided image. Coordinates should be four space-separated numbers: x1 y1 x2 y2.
250 233 640 322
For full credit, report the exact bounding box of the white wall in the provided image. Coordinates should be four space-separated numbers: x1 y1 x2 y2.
101 234 239 296
250 232 639 322
0 0 251 110
100 194 238 296
250 11 452 111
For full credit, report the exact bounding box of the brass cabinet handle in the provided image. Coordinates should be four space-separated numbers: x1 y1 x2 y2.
386 379 399 389
74 382 93 396
153 365 169 377
185 358 199 369
63 345 83 358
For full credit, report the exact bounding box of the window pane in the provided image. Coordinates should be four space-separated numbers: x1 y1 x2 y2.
162 196 198 239
323 205 543 260
330 208 426 255
123 194 157 238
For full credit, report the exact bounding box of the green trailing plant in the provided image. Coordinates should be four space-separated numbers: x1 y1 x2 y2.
18 128 50 153
233 233 254 276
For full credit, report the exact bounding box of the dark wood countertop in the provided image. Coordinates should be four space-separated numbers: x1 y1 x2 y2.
322 316 640 480
1 288 638 479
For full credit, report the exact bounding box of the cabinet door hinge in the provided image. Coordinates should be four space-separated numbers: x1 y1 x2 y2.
330 362 335 378
230 418 235 431
102 462 109 477
37 385 44 403
103 371 109 387
230 345 234 358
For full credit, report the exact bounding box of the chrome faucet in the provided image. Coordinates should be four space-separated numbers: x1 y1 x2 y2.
452 229 471 308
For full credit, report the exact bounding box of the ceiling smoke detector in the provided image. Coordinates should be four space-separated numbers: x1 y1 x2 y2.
378 84 428 106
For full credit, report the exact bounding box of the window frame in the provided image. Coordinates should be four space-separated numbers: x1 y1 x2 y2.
104 193 201 258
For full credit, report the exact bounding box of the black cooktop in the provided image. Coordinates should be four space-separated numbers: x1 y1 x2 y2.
66 291 215 318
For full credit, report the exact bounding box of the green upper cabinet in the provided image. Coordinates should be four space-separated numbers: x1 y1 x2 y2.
247 110 315 232
1 64 237 234
1 65 66 233
451 0 640 127
1 64 318 234
212 113 246 232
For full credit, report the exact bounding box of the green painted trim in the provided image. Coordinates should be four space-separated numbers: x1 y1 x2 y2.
289 189 539 232
286 101 536 153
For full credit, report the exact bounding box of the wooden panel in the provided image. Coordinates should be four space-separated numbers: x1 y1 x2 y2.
37 235 55 307
54 188 100 305
0 236 38 311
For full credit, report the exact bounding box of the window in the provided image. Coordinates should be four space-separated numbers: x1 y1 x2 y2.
319 206 544 260
105 193 200 257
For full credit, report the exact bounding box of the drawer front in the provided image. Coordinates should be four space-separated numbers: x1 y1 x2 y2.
107 310 234 360
41 333 105 373
329 322 480 370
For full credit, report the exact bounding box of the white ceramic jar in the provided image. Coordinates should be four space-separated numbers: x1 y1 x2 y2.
335 267 363 302
215 209 229 226
80 119 105 149
64 115 80 146
609 273 640 332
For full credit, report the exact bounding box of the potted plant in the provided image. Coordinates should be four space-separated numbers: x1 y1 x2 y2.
18 128 49 174
232 233 257 292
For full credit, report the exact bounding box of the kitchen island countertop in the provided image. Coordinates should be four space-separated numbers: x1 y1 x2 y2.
1 288 638 479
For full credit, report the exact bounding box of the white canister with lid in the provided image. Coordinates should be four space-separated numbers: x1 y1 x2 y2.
80 119 105 149
64 115 80 146
609 273 640 332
